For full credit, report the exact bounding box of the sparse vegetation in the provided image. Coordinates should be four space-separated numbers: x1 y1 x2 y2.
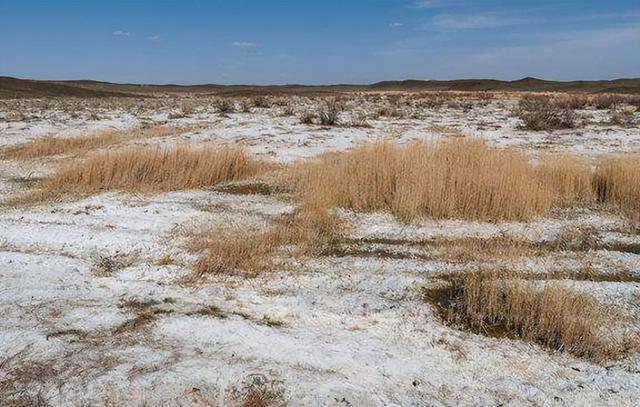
188 223 280 277
594 154 640 220
10 144 265 204
609 105 637 126
1 125 186 160
516 96 577 130
299 111 315 125
425 269 634 361
215 98 235 113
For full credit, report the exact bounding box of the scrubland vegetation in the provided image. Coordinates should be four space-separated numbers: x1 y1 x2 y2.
2 91 640 405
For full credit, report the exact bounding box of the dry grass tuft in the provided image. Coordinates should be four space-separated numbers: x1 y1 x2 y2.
536 154 595 206
594 154 640 220
11 144 264 204
187 203 343 277
1 125 185 160
189 223 280 277
277 201 344 255
426 270 632 361
241 389 272 407
282 138 553 223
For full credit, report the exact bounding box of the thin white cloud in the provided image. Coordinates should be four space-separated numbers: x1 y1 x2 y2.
147 35 161 41
411 0 455 9
232 41 257 48
426 13 529 30
112 30 130 37
388 22 404 28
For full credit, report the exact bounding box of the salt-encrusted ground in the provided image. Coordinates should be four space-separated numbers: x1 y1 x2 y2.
1 98 639 406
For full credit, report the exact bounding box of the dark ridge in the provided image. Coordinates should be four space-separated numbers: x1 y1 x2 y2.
0 76 140 99
2 76 640 99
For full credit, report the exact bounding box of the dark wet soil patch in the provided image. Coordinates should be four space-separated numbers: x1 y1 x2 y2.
213 181 272 195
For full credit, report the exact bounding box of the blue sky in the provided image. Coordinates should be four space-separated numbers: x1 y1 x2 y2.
1 0 639 84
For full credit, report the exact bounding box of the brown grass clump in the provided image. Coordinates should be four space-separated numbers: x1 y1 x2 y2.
12 144 264 204
426 270 631 361
277 201 344 255
189 223 281 277
594 154 640 220
283 138 553 223
187 203 343 277
516 96 577 130
1 125 184 160
536 154 595 206
241 389 271 407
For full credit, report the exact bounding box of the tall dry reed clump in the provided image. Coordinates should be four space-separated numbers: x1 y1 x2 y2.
439 270 631 361
283 139 553 223
13 144 264 203
594 154 640 220
535 154 595 207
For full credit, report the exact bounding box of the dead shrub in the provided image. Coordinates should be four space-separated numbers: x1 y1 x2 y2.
239 99 252 113
215 98 235 114
252 96 270 108
556 94 589 110
279 105 295 117
12 144 264 203
609 105 637 126
591 94 625 110
299 111 315 125
516 96 577 130
594 154 640 220
282 139 553 223
426 270 632 361
318 98 342 126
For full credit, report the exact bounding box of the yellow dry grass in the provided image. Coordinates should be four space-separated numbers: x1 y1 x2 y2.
188 223 281 277
430 270 632 361
536 154 595 206
594 154 640 220
10 144 264 204
283 138 553 223
1 125 188 160
277 200 344 255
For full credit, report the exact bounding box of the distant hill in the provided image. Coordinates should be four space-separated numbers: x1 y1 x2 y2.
0 76 139 99
1 76 639 99
369 77 640 93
